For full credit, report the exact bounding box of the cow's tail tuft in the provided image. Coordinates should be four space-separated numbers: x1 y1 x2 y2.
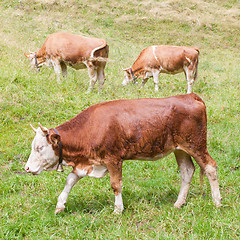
200 168 205 194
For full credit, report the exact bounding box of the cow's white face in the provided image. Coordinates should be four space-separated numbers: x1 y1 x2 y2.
25 127 59 175
24 52 36 69
122 69 132 86
24 52 42 72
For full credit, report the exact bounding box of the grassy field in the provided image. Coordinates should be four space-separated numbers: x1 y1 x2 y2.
0 0 240 239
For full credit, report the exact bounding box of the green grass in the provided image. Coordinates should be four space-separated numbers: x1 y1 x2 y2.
0 0 240 239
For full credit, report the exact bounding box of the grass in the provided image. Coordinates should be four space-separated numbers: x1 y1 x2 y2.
0 0 240 239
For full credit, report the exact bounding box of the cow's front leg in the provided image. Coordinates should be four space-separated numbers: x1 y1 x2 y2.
106 161 124 214
55 172 80 214
141 78 148 88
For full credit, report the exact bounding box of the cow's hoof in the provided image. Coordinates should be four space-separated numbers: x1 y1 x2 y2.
174 201 184 209
113 207 123 215
216 202 223 208
55 208 65 214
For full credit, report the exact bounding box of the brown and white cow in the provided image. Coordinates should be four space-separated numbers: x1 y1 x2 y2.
24 32 109 92
122 45 199 93
25 93 222 214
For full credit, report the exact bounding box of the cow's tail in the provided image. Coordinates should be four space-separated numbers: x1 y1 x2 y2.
200 167 205 194
193 48 200 81
90 40 109 62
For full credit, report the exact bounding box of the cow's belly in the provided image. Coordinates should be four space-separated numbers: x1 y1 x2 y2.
88 165 108 178
160 67 183 75
128 150 174 161
67 62 87 70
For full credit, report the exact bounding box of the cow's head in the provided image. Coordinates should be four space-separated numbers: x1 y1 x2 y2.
25 123 61 175
122 68 138 86
24 52 41 72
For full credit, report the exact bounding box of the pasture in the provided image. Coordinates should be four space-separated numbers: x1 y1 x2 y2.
0 0 239 239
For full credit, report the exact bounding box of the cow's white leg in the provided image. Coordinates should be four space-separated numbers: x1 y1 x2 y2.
184 67 194 93
97 67 105 91
204 165 222 207
106 161 124 213
153 71 160 91
87 65 98 93
174 150 195 208
52 60 62 83
60 62 67 78
191 151 222 207
141 78 148 88
55 172 80 214
114 187 123 214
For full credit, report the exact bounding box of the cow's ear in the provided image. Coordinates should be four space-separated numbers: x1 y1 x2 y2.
122 68 129 72
24 53 30 58
50 134 60 147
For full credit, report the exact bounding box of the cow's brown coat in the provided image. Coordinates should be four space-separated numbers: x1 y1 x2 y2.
123 45 199 93
26 93 222 213
25 32 109 91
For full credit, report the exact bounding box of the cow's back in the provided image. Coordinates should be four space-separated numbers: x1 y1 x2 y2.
44 32 107 61
57 93 206 160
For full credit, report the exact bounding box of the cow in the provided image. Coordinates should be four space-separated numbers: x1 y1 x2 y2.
25 93 222 214
122 45 199 93
24 32 109 92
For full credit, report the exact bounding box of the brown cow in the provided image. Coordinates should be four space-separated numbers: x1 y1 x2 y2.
24 32 109 92
122 45 199 93
25 93 222 214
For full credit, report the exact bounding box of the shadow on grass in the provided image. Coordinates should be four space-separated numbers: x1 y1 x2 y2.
62 187 178 214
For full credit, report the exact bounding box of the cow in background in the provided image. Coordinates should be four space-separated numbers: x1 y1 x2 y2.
122 45 199 93
25 32 109 92
25 94 222 214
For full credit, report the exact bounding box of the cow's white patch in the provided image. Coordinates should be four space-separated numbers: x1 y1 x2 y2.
144 72 153 79
25 127 59 175
122 70 131 85
152 46 159 62
88 165 108 178
185 56 191 63
76 168 88 178
114 193 124 213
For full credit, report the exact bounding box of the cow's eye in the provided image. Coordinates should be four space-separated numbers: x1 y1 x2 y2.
36 146 44 152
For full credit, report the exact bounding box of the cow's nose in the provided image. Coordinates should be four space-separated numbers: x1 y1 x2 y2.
25 166 30 172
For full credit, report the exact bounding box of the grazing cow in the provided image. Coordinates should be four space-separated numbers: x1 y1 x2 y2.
122 45 199 93
25 93 222 214
24 32 109 92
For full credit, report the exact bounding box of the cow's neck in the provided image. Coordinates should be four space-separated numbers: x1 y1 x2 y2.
36 44 47 62
131 63 144 76
53 111 91 164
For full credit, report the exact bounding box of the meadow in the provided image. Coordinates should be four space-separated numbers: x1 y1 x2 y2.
0 0 239 239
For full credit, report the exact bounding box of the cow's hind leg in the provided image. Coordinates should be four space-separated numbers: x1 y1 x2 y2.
174 150 195 208
184 65 196 94
60 62 67 78
193 152 222 207
55 172 80 214
87 64 98 93
97 66 105 91
106 161 124 214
